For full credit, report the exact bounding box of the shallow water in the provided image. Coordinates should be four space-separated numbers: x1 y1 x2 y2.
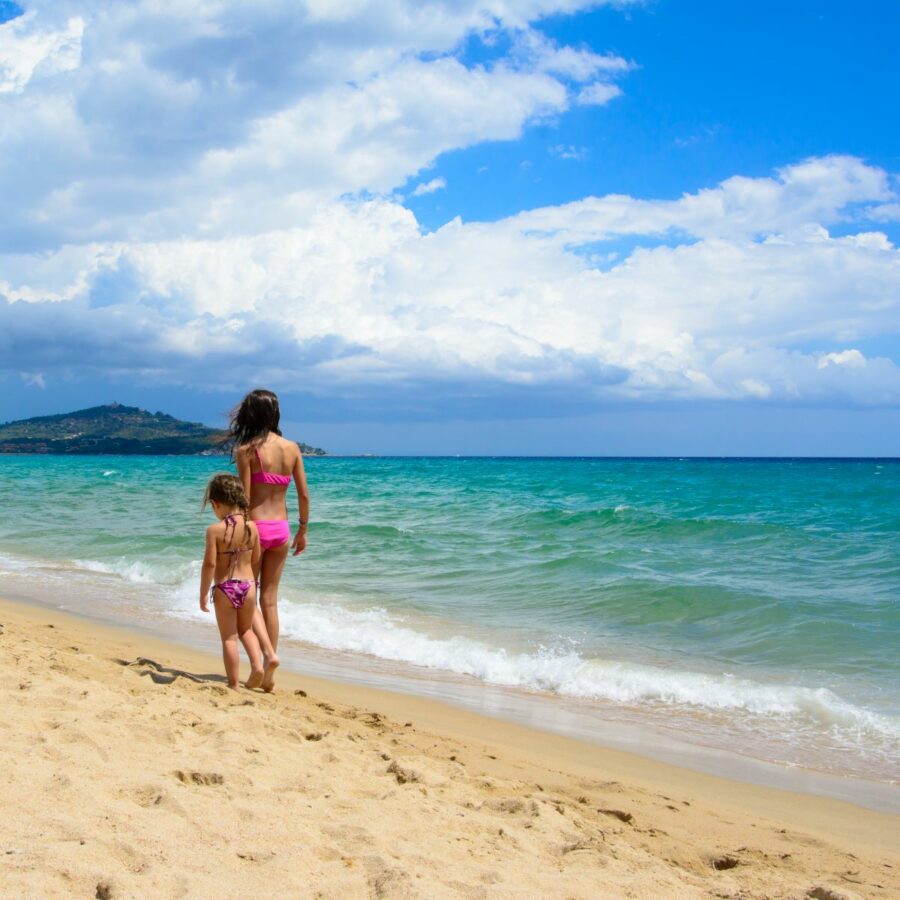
1 455 898 782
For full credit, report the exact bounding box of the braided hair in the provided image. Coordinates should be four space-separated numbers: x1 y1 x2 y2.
202 473 252 547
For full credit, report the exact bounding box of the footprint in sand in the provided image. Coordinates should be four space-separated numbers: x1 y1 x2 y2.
807 887 865 900
386 761 420 785
364 856 414 900
236 849 276 863
598 808 634 825
175 770 224 786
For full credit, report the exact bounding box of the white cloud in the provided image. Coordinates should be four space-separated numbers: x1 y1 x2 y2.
818 349 866 369
0 11 83 93
0 4 898 415
508 155 894 242
412 177 447 196
20 372 46 389
2 157 899 411
576 81 622 106
550 144 587 160
0 1 631 249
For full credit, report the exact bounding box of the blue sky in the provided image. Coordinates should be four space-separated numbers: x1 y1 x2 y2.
1 1 898 454
411 2 900 232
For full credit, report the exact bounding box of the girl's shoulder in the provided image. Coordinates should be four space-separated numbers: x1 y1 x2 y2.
276 434 302 457
235 441 255 461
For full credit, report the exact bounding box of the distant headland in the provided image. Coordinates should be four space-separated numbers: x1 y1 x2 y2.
0 403 327 456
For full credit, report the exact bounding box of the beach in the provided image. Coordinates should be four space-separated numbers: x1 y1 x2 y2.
2 595 897 899
3 456 899 788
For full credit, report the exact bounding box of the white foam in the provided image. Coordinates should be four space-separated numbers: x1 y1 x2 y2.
4 547 898 754
73 557 196 585
0 552 43 573
273 597 900 744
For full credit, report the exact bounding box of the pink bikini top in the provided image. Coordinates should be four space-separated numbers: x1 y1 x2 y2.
250 446 291 486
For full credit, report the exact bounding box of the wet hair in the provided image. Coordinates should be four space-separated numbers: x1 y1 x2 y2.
228 388 282 455
202 473 252 547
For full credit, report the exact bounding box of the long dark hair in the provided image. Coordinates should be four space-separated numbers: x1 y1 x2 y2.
228 388 282 454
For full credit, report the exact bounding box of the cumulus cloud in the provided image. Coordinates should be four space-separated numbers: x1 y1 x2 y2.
0 10 82 93
2 155 899 414
0 3 898 418
0 0 630 249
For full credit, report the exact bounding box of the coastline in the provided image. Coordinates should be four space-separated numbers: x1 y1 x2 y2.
6 567 900 814
2 594 897 898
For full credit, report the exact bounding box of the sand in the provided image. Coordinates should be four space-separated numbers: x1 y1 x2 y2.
1 596 897 899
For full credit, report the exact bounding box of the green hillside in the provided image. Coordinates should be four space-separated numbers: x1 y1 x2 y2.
0 403 326 456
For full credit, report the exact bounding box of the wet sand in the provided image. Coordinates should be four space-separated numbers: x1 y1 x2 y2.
1 595 897 899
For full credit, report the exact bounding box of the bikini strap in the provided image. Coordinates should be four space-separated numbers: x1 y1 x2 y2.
254 445 266 474
222 512 246 551
221 513 247 581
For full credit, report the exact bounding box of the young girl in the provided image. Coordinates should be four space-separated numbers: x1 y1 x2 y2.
200 474 279 691
230 389 309 692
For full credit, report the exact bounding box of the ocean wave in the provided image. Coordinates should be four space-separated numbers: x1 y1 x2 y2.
267 596 900 744
73 557 197 585
508 504 754 538
3 546 897 757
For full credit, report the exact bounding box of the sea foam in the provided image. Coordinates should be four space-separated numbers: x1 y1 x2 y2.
261 594 900 745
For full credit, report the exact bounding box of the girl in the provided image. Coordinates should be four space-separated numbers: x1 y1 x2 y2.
230 389 309 692
199 473 279 691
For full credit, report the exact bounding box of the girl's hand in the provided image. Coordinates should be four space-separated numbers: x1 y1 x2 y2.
200 595 210 613
291 530 307 556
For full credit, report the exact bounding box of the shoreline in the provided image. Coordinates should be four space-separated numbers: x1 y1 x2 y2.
6 574 900 814
3 593 897 838
0 599 900 897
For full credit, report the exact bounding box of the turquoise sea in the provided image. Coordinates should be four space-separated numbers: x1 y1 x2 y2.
1 456 898 785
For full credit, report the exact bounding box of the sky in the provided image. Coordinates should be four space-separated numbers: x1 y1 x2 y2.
0 0 898 455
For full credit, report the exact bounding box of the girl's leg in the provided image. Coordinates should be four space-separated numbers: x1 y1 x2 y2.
259 543 289 650
251 605 277 664
212 595 241 690
237 595 265 689
258 544 288 692
249 545 278 669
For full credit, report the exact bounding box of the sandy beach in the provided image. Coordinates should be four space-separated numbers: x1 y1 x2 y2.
1 597 897 899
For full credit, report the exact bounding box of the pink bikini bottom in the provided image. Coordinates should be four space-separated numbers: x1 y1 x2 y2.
256 519 290 551
212 579 254 609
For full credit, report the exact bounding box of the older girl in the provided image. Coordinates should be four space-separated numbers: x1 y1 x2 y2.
230 389 310 691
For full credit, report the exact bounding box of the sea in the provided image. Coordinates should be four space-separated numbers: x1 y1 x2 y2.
2 456 898 798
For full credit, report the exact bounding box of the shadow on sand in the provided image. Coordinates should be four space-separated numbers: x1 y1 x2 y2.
115 656 228 686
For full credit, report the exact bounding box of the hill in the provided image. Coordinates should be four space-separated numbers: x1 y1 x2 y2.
0 403 326 456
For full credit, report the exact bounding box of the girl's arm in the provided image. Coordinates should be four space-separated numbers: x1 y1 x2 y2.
291 444 310 557
199 526 218 612
236 445 252 503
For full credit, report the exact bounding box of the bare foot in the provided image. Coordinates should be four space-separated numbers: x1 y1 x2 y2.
245 668 264 690
262 654 280 693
